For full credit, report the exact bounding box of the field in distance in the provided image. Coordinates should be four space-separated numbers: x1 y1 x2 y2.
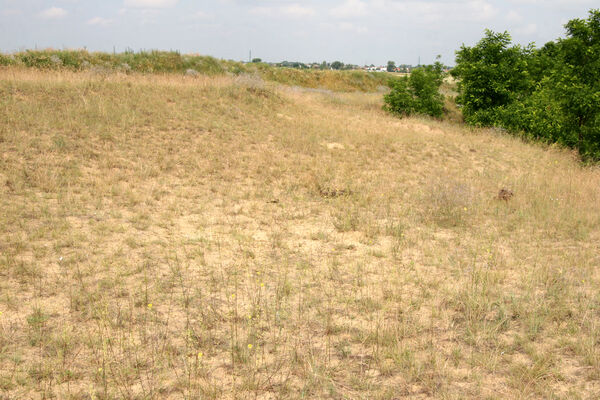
1 68 599 399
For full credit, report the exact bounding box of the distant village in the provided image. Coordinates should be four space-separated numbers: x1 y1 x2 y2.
245 59 451 73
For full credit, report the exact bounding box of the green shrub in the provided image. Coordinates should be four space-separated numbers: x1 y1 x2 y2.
383 62 444 118
452 9 600 160
495 87 566 144
452 30 534 126
0 54 17 66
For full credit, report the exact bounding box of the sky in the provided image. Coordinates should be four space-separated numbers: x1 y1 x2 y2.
0 0 597 66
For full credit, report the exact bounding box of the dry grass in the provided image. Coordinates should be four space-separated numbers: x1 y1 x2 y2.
1 67 600 399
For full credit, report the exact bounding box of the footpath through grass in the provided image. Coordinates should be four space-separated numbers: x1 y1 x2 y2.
1 68 600 399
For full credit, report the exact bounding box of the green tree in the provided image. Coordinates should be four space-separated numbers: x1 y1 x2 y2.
550 9 600 156
387 60 396 72
384 62 445 118
331 61 344 70
452 9 600 159
452 30 534 125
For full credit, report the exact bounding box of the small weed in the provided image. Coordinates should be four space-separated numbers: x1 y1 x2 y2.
426 179 474 227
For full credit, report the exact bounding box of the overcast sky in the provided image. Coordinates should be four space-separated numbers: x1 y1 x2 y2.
0 0 596 66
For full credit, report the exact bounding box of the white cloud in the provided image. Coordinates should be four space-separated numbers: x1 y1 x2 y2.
39 7 68 19
124 0 178 8
193 11 210 19
471 1 497 20
250 4 315 18
515 23 538 35
506 10 523 23
381 0 497 23
87 17 112 26
181 10 213 22
330 0 368 19
0 9 22 16
281 4 315 18
320 21 369 35
249 7 272 16
338 22 368 34
506 0 595 4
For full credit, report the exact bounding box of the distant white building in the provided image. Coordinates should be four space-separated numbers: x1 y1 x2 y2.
366 66 387 72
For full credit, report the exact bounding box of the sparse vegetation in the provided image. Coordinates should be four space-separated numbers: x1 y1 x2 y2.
1 66 599 399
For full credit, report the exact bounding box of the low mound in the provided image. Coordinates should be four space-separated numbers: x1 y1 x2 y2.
0 50 390 92
1 69 599 399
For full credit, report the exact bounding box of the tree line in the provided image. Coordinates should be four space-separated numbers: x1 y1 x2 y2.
384 9 600 161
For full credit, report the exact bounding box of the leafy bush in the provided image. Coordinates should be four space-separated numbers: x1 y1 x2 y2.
452 9 600 160
551 11 600 159
383 62 444 118
0 54 17 66
452 30 535 126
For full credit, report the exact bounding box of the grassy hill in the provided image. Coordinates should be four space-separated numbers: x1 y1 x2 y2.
1 68 599 399
0 50 389 93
